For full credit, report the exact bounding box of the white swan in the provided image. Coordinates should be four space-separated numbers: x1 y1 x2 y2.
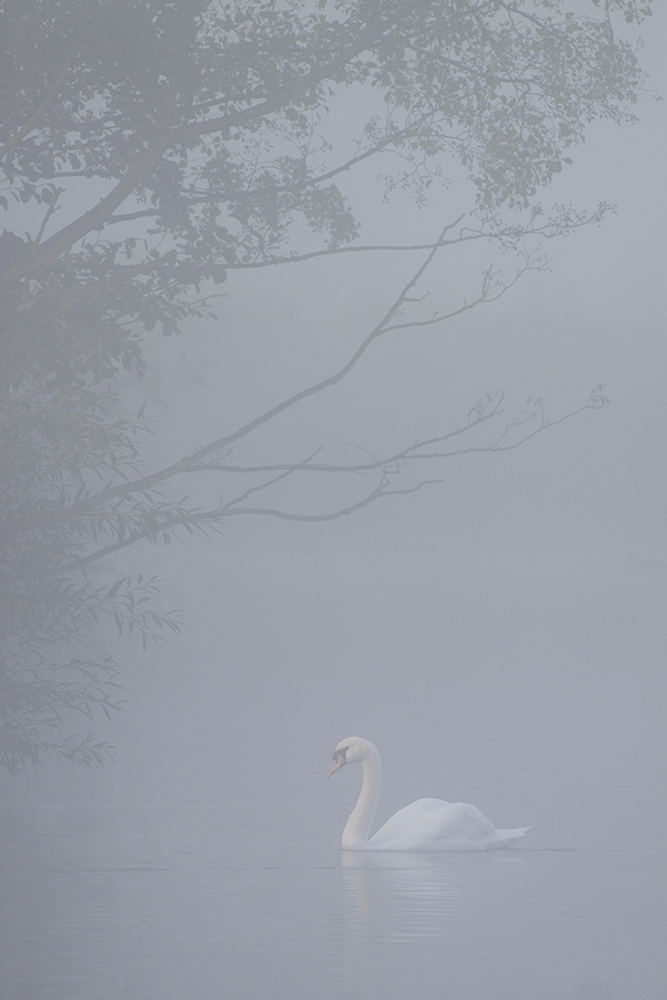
328 737 530 851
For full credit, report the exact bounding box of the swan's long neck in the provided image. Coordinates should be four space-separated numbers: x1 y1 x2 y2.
342 746 382 849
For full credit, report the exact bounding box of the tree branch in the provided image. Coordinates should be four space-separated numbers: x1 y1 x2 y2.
19 222 557 548
30 218 464 521
54 472 443 573
41 386 606 579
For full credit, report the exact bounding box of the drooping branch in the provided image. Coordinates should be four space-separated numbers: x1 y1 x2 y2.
25 217 487 523
46 386 607 577
12 199 609 565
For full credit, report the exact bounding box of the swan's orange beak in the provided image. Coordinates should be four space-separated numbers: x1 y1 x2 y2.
327 753 346 777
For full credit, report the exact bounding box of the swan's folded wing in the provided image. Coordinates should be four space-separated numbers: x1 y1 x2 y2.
368 798 499 851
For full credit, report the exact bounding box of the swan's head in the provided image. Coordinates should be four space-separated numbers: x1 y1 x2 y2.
327 737 375 776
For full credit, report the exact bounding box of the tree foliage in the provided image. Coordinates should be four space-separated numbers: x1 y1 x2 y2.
0 0 651 771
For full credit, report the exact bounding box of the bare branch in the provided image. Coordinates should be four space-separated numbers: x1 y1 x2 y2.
56 473 445 572
17 226 564 544
33 187 64 245
31 219 466 521
180 394 507 476
44 387 606 578
218 447 324 509
382 254 543 335
106 210 161 225
219 478 445 522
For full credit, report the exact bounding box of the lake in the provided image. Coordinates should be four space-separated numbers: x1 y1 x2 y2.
0 802 664 1000
2 540 665 999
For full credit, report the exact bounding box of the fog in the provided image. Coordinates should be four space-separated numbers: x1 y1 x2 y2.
2 4 667 1000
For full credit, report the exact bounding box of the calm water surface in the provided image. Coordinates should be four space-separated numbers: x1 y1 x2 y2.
0 803 664 1000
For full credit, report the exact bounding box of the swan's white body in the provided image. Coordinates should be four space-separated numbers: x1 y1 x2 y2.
328 737 529 851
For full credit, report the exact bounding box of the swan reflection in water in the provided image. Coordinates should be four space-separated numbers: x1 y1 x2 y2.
327 736 528 961
340 847 526 944
334 851 532 1000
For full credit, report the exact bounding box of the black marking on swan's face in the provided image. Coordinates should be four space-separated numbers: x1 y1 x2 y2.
332 747 347 762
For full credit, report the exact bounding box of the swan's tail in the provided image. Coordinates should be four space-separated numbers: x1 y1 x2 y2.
491 825 532 847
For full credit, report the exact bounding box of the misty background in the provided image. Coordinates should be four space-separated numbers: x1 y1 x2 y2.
3 6 665 857
1 6 666 999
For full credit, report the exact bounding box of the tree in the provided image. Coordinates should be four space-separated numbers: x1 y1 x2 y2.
0 0 652 772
